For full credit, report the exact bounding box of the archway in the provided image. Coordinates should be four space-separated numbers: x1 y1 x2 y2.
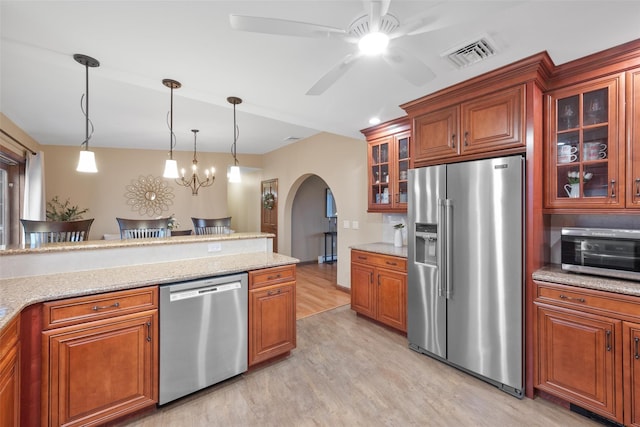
290 174 337 263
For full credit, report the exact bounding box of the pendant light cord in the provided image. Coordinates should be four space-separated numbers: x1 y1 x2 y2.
167 85 176 159
231 102 240 166
80 63 94 149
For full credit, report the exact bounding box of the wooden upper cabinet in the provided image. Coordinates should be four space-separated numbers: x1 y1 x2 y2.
544 75 625 209
461 85 524 154
362 117 411 213
413 85 525 165
414 105 459 161
627 68 640 208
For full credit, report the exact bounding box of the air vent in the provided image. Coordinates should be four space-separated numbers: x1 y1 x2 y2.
442 37 497 69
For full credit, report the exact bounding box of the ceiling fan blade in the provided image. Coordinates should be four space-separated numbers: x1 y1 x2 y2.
382 46 435 86
230 15 346 39
363 0 391 32
306 53 362 96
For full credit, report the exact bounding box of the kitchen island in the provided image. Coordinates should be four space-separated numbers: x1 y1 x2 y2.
0 233 298 427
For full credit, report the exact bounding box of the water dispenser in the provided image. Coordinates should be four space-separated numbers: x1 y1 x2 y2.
415 223 437 265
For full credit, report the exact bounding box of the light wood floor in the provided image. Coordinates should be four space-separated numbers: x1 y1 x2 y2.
296 262 349 320
118 306 599 427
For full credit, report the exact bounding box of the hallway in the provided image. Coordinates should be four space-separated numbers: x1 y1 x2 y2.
296 262 349 320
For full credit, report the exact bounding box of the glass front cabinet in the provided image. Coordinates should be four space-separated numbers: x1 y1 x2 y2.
545 76 625 209
365 121 411 213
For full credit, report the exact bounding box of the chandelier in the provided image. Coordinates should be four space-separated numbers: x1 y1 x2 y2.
74 54 100 173
176 129 215 195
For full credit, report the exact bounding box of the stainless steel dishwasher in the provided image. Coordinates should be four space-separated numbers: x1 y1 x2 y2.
159 272 248 405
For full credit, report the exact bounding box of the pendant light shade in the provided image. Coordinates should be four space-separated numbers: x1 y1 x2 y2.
74 54 100 173
227 96 242 183
77 150 98 173
163 79 181 179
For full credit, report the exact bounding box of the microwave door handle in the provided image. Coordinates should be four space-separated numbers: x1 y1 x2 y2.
584 252 636 261
437 199 446 297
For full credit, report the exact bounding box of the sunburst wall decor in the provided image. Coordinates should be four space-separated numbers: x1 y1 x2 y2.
125 175 174 216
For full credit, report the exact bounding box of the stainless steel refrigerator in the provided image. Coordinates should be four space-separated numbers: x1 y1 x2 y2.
407 155 523 398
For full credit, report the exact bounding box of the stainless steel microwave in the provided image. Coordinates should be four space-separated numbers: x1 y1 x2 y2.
561 227 640 281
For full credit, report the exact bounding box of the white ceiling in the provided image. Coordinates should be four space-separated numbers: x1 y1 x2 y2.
2 1 640 155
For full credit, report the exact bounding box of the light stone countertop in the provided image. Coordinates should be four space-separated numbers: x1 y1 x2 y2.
1 231 271 255
350 242 408 259
533 264 640 297
0 251 297 331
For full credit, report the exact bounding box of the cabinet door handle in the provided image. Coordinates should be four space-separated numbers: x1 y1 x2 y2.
377 274 381 286
635 337 639 359
464 131 469 146
267 288 282 296
610 179 616 198
385 261 398 266
559 294 585 303
451 134 456 149
146 321 152 342
92 301 120 311
635 178 640 198
606 330 611 352
267 274 282 280
358 256 368 261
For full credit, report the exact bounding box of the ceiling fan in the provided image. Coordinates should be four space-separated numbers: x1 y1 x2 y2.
229 0 436 95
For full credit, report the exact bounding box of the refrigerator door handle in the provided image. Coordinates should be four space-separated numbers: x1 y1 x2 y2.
437 198 446 297
444 199 453 299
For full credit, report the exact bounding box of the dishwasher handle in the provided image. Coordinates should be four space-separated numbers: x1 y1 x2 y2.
169 281 242 302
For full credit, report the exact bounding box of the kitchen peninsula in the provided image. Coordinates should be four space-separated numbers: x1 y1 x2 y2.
0 233 298 427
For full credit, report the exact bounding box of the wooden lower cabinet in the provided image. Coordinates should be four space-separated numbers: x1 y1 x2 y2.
248 265 297 366
624 322 640 427
0 316 20 427
533 280 640 425
535 304 622 421
351 250 407 333
41 287 158 427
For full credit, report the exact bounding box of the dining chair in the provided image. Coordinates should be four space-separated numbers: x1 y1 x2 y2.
20 218 94 247
116 217 170 239
191 217 232 235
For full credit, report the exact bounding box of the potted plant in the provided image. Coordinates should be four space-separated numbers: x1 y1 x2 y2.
46 196 89 221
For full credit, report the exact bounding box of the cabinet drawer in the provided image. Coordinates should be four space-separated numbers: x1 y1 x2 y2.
535 281 640 319
249 265 296 290
352 250 406 272
0 316 19 360
42 286 158 330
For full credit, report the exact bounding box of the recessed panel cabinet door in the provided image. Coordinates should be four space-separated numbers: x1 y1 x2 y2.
350 263 376 318
376 268 407 332
624 322 640 427
536 304 623 423
414 105 459 163
43 311 158 427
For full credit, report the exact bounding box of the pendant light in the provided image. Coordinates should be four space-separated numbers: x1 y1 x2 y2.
176 129 215 195
162 79 181 179
74 54 100 173
227 96 242 183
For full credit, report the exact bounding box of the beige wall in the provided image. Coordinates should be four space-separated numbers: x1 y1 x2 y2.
42 145 262 239
262 132 384 288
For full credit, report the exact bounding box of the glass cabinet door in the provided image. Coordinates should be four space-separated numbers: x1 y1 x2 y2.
370 139 390 207
395 132 410 207
548 78 623 209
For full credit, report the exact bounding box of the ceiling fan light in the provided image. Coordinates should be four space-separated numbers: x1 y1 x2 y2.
76 150 98 173
163 159 179 179
358 32 389 55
